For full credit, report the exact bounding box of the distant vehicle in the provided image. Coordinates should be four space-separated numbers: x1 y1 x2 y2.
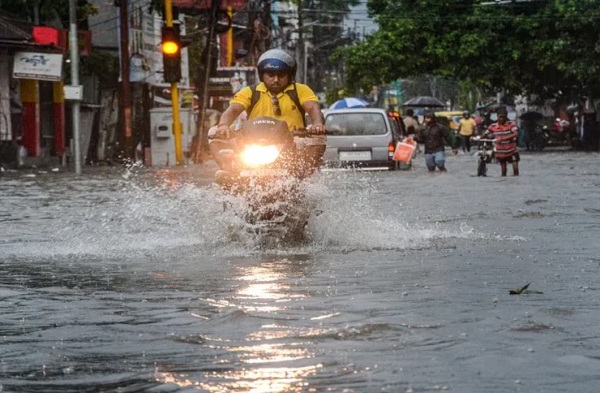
323 108 403 170
435 111 463 131
435 111 463 148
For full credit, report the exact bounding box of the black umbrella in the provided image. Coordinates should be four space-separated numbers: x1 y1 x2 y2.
566 104 579 114
476 101 496 111
402 96 446 108
519 111 543 122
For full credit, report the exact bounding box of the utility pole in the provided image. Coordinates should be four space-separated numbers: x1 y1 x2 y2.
68 0 82 174
118 0 133 160
297 0 305 83
193 0 220 163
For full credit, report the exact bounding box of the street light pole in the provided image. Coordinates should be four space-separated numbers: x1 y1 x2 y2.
118 0 133 161
194 0 220 163
297 0 305 83
68 0 81 174
303 40 308 84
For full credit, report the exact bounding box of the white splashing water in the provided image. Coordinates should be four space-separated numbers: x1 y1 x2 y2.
3 169 490 258
305 171 488 252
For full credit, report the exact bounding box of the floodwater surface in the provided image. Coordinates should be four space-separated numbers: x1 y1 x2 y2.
1 151 600 392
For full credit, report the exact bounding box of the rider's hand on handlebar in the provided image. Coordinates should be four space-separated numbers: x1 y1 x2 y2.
307 124 326 135
208 124 231 139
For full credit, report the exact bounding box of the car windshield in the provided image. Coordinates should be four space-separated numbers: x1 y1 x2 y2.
325 112 387 136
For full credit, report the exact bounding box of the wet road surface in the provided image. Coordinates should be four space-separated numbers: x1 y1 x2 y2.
1 151 600 392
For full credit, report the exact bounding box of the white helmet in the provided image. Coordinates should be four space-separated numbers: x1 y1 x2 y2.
257 49 297 80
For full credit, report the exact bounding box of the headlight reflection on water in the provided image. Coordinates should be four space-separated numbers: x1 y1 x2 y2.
237 271 305 313
155 262 323 392
156 363 321 392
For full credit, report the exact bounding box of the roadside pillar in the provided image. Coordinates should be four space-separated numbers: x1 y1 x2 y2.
53 81 66 163
20 79 40 156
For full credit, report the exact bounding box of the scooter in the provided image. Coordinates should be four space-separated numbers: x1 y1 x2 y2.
471 136 496 177
212 116 320 243
546 118 571 145
524 119 571 151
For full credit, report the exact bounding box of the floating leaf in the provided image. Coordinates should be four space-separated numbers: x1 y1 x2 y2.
509 282 531 295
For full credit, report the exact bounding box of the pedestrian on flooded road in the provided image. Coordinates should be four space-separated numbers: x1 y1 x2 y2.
458 110 477 153
414 109 457 172
482 107 520 176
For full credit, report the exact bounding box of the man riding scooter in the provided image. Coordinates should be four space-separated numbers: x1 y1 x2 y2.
208 49 326 184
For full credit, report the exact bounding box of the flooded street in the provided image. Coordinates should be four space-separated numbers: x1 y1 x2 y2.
1 151 600 393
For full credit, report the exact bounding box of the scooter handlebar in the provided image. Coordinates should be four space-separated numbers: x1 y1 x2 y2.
471 136 496 143
292 128 327 138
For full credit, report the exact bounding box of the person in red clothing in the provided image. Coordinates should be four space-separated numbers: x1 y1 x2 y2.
482 107 520 176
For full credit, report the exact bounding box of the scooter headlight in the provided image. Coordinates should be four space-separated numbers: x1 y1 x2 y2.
240 144 281 167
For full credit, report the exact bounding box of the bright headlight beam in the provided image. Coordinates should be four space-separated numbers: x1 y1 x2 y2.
240 145 280 167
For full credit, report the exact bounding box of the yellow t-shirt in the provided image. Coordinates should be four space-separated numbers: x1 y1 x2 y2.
458 117 477 136
230 82 319 130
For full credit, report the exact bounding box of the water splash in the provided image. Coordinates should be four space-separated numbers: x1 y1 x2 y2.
2 168 487 258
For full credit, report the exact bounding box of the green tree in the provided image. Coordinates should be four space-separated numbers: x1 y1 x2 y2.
342 0 600 102
0 0 97 28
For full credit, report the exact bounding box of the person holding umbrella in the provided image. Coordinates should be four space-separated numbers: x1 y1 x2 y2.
482 107 520 176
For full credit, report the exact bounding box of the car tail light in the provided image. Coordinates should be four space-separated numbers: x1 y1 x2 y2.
388 140 395 157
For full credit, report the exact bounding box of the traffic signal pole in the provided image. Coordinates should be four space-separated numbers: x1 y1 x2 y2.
164 0 183 165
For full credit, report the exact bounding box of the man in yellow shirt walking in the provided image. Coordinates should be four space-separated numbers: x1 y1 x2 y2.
457 110 478 153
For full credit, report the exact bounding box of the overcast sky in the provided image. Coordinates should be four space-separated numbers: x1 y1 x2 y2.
344 2 378 39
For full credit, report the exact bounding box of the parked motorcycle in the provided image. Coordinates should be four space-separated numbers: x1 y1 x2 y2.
521 112 571 151
547 118 571 145
520 111 547 151
471 136 496 177
212 116 320 244
524 123 548 151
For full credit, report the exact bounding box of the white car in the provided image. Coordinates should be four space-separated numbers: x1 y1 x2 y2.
323 108 404 170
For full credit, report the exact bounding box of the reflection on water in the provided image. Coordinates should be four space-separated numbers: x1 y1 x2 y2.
157 364 321 392
215 259 319 392
236 262 307 310
211 364 321 392
153 258 321 392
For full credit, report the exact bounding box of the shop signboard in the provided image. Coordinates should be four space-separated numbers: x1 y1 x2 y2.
13 52 63 82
